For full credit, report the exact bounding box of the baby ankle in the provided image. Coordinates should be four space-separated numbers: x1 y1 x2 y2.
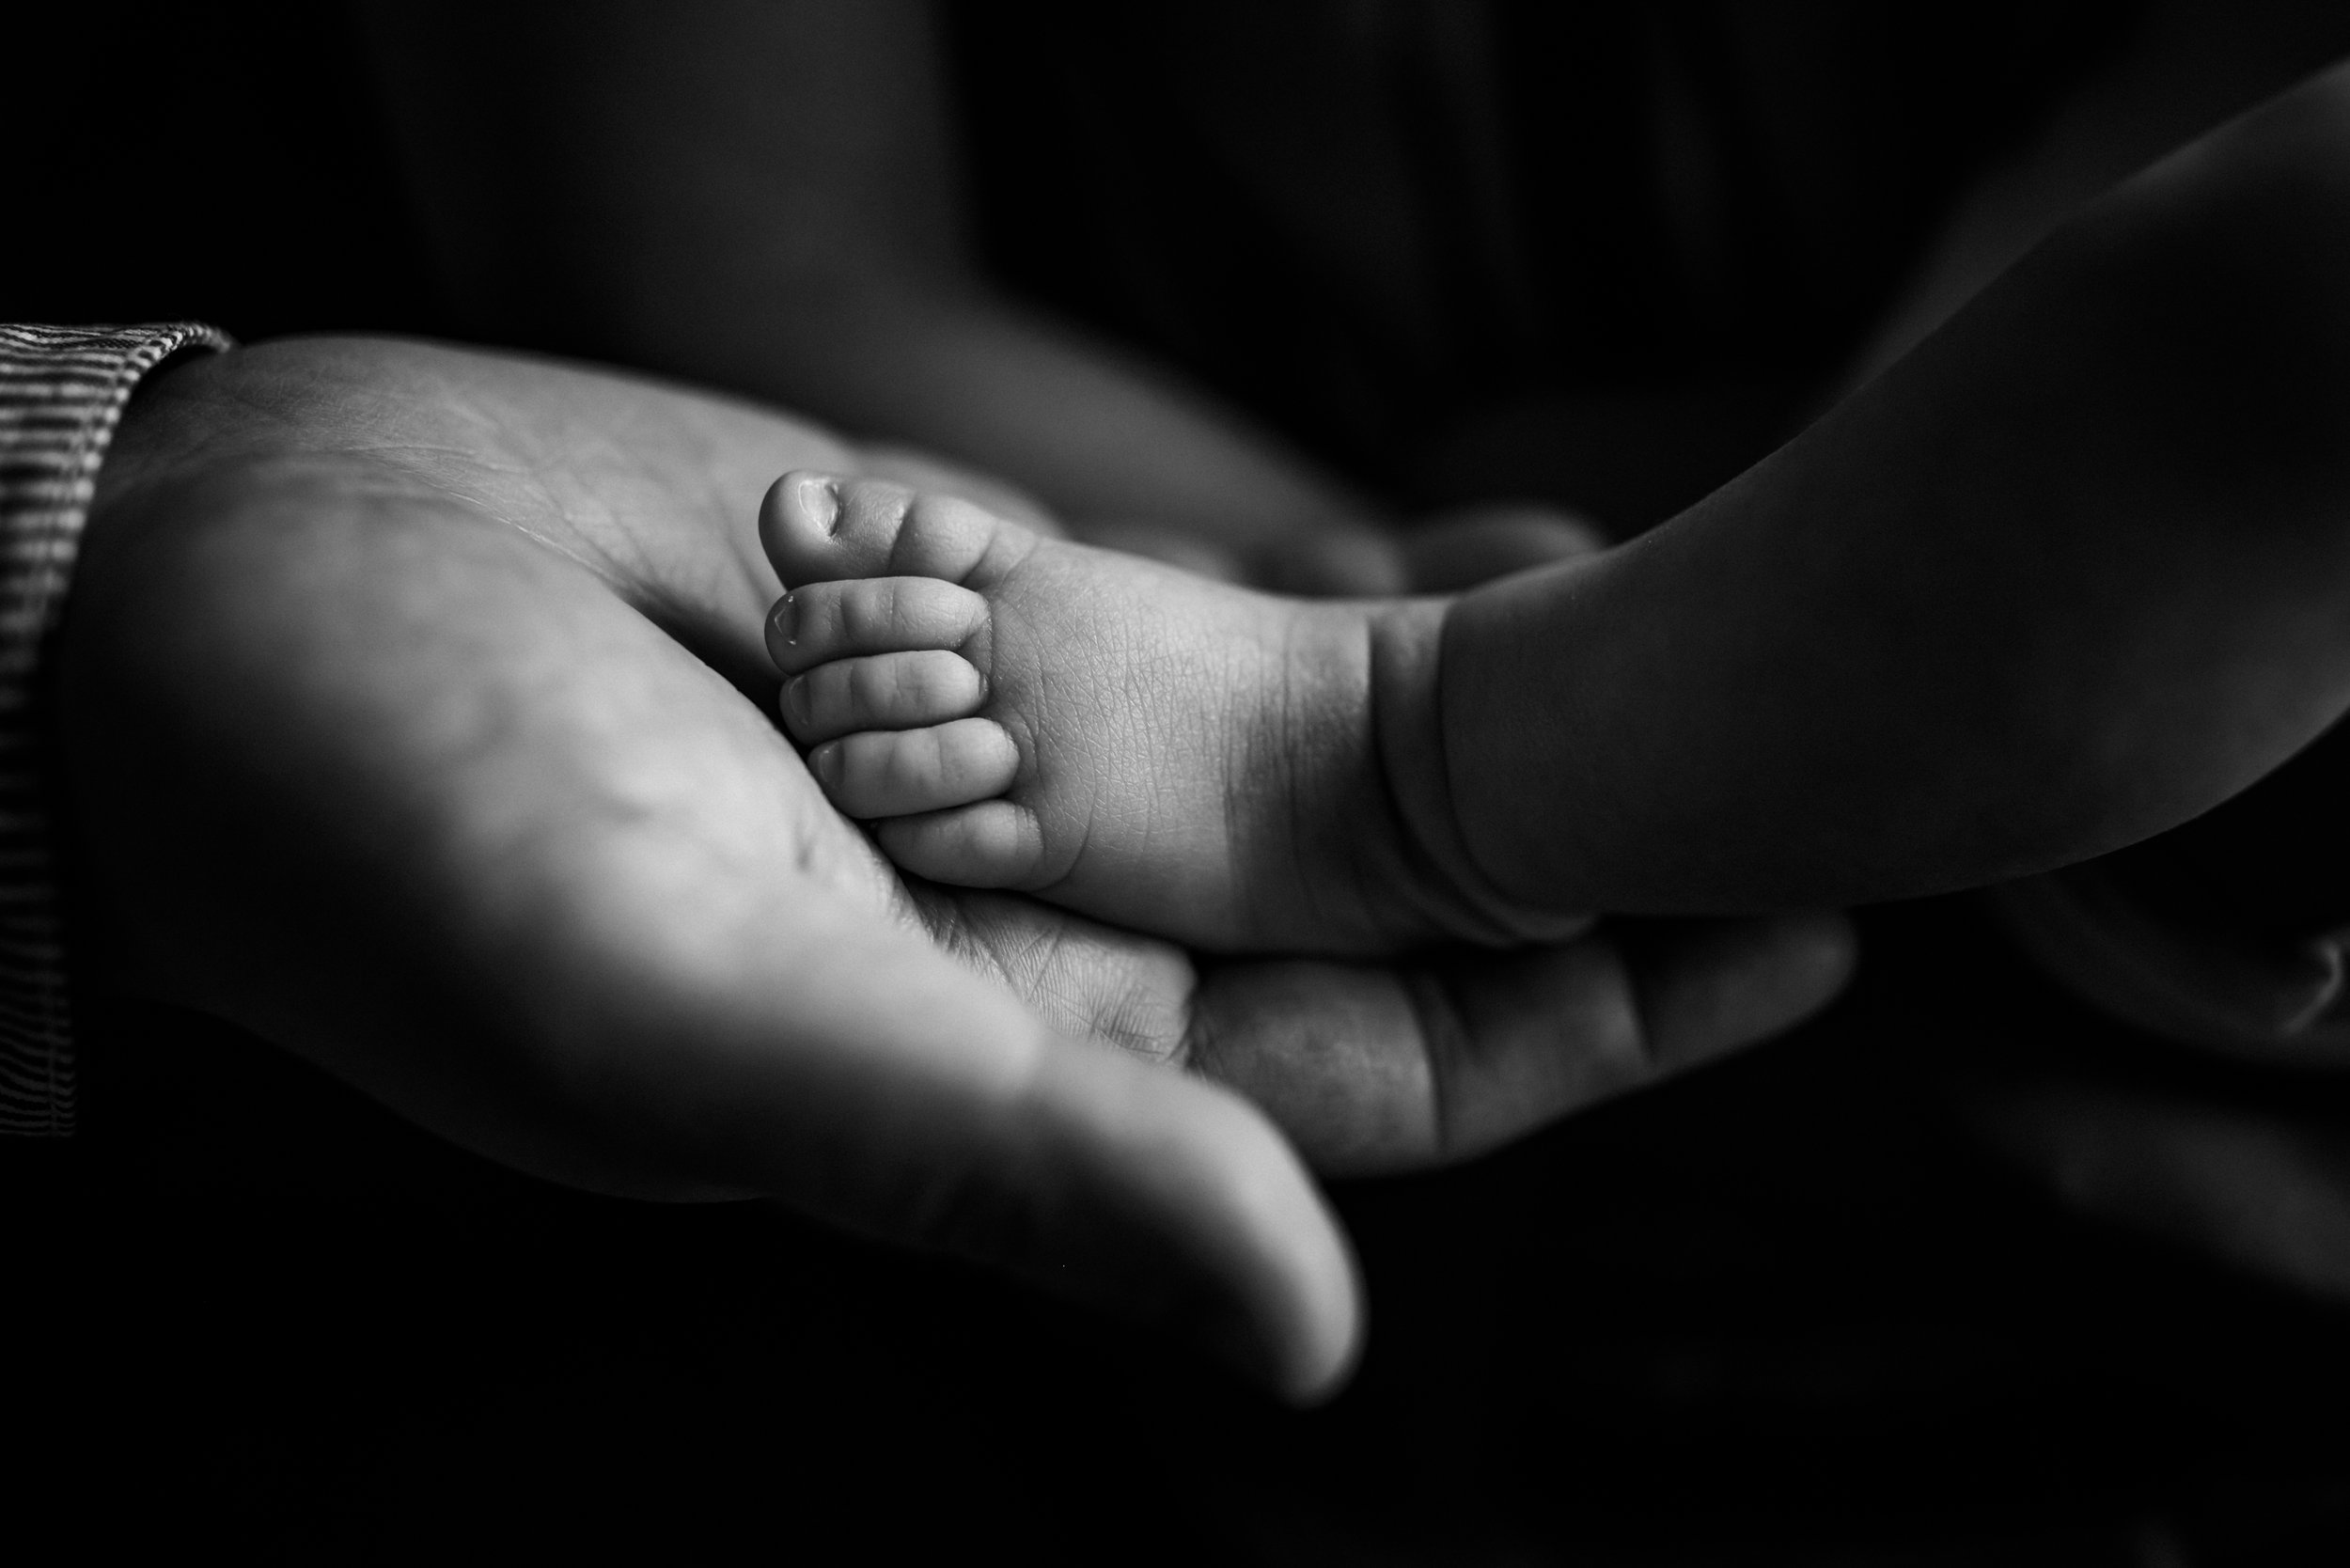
1365 602 1588 946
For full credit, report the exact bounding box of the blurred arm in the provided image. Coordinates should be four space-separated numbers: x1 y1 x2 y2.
1845 0 2350 386
358 0 1383 574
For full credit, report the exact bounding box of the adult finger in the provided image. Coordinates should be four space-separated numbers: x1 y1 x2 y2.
856 443 1066 537
1062 518 1249 582
68 451 1360 1405
1402 501 1609 592
1183 913 1856 1175
1260 525 1412 596
1965 1070 2350 1302
527 885 1365 1403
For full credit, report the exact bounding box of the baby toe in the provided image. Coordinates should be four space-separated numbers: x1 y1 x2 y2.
874 801 1048 890
760 471 883 585
768 576 989 675
760 472 1024 588
808 717 1020 819
779 651 985 744
884 491 1033 581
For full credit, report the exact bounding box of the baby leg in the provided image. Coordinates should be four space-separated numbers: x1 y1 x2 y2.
1436 59 2350 914
760 473 1580 954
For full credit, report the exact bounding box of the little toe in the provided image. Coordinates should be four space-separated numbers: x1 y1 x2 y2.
779 651 985 744
769 576 989 675
874 801 1049 890
760 471 1032 588
808 717 1021 819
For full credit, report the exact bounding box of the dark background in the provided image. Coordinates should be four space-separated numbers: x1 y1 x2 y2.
10 6 2350 1560
21 903 2350 1562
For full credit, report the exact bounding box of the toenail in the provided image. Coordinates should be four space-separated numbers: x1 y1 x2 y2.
797 474 841 538
772 591 797 647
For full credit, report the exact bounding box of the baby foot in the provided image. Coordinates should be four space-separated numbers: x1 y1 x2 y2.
760 472 1581 955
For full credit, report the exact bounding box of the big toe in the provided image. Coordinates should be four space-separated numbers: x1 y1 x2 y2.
761 470 1024 588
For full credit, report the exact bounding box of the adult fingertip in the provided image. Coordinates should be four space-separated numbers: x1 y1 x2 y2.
1159 1086 1366 1404
1281 1288 1365 1403
1188 1241 1361 1404
1019 1039 1365 1404
1771 909 1861 1011
1263 527 1410 597
1731 909 1860 1041
1639 910 1859 1072
1239 1148 1364 1405
1401 504 1610 591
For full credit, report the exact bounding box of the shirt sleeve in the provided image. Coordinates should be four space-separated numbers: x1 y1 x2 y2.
0 322 231 1136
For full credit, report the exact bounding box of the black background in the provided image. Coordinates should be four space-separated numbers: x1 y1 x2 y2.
9 6 2350 1560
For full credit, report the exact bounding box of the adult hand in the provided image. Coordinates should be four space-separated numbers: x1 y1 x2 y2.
1971 1067 2350 1300
1064 498 1610 597
63 337 1853 1399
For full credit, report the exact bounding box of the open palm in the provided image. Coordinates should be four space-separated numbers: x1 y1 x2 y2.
62 338 1851 1399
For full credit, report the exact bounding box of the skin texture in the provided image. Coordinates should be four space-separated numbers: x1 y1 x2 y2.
355 0 2350 1353
765 61 2350 946
760 473 1574 956
60 337 1855 1402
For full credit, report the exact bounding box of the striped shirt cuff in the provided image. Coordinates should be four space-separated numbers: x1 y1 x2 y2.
0 322 232 1136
